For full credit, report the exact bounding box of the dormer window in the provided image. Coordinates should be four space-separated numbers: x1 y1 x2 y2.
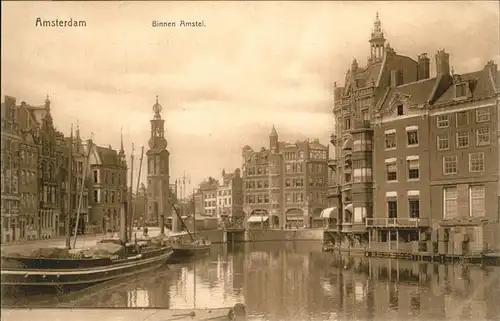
397 104 404 116
455 83 467 98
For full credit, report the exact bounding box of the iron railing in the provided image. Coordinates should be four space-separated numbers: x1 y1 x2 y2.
365 217 429 228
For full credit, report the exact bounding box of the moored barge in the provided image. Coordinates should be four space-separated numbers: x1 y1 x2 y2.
1 238 173 293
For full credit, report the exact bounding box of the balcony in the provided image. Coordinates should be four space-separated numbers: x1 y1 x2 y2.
327 185 340 197
365 217 430 228
340 182 352 192
327 158 337 171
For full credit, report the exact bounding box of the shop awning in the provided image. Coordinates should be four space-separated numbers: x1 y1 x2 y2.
286 217 304 221
247 215 269 223
320 207 338 219
344 204 353 213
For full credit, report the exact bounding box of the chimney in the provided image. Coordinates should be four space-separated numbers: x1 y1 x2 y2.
390 70 398 88
435 49 450 77
4 95 16 106
333 82 343 102
485 60 498 84
417 53 430 80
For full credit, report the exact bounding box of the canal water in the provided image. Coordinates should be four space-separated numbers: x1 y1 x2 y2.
4 241 500 320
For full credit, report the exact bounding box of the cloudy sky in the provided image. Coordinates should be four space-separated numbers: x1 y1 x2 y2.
2 1 499 191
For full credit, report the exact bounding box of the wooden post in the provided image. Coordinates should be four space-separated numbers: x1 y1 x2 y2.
396 229 399 253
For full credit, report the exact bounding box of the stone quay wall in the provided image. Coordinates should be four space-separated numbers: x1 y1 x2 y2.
176 229 324 244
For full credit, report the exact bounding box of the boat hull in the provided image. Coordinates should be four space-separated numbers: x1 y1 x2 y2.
1 246 173 292
168 244 210 264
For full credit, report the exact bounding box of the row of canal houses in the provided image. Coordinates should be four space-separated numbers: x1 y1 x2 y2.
324 14 500 257
1 95 129 243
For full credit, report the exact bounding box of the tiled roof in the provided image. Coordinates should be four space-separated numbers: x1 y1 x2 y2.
308 141 328 150
95 145 119 166
378 65 498 113
433 69 497 105
378 77 437 112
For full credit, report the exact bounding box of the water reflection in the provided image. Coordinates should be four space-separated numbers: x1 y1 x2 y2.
9 241 500 320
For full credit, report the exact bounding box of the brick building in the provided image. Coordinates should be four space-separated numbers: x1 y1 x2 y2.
197 177 219 217
17 101 40 240
132 183 148 224
15 97 62 240
59 125 91 235
216 168 244 222
242 126 329 229
87 137 128 233
329 13 500 254
1 96 22 242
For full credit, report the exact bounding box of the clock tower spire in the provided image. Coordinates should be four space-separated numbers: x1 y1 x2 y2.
146 95 173 232
148 95 168 150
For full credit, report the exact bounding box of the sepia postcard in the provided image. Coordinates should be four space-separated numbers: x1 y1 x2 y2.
1 1 499 321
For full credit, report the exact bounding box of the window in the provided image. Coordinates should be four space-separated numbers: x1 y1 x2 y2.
469 152 484 172
397 70 404 86
387 198 397 218
397 104 404 116
362 110 370 122
476 107 490 123
353 140 361 152
354 207 366 223
343 118 351 130
407 130 419 146
443 155 457 175
409 198 420 218
456 132 469 148
93 170 98 183
444 187 458 219
386 163 397 181
407 159 419 180
469 185 485 217
437 135 449 150
385 133 396 149
456 111 469 126
93 190 99 203
476 128 490 146
455 83 467 98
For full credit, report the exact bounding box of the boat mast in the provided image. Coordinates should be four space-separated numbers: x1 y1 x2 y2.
65 124 74 249
128 143 134 241
132 146 144 239
72 132 94 248
170 199 194 242
193 189 196 238
193 253 197 310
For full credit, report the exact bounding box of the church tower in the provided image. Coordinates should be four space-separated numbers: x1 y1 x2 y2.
146 96 172 230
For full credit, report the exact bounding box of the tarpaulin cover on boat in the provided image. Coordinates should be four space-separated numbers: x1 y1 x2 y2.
30 247 71 258
83 242 125 258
